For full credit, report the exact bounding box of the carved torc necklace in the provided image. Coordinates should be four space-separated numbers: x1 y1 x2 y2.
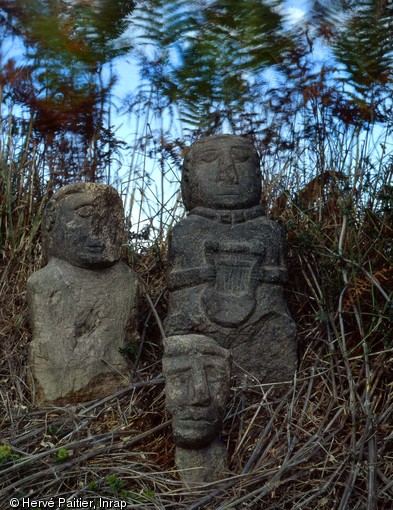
189 205 264 224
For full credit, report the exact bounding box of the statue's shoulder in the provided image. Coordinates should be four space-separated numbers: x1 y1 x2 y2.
173 213 206 229
27 259 69 295
251 214 285 232
167 215 207 261
169 214 206 240
111 260 139 283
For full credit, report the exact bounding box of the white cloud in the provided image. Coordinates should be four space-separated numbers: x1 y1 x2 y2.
286 6 307 24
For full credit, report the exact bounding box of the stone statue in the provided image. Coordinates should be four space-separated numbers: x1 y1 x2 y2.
27 183 139 404
162 334 231 485
165 134 297 384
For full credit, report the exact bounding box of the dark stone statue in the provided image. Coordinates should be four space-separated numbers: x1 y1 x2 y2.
27 183 139 404
165 134 297 384
163 334 231 485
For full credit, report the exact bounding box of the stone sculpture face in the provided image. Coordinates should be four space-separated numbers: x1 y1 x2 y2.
163 335 231 449
181 134 261 211
43 183 124 269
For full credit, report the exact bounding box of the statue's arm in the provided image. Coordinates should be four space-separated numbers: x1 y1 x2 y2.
249 227 289 284
27 268 66 347
258 265 288 284
27 276 52 349
167 218 215 290
168 266 215 290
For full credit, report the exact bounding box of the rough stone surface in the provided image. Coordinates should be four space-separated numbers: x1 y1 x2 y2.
163 334 231 484
165 134 298 384
27 183 139 404
175 440 229 486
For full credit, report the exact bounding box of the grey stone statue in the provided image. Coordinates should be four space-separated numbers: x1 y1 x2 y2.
165 134 297 384
27 183 139 404
162 334 231 485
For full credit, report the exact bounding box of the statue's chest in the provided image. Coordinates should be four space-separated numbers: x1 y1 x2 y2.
200 226 265 327
55 270 130 336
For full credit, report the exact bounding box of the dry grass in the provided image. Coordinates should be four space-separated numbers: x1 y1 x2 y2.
1 220 392 509
1 97 392 508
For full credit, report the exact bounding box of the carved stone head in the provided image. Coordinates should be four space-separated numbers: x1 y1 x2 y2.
43 183 124 269
163 334 232 449
181 134 261 211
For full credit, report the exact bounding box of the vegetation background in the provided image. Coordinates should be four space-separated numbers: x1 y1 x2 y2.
0 0 392 508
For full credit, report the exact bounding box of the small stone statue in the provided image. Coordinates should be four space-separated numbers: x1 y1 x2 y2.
165 134 297 384
162 334 231 485
27 183 139 404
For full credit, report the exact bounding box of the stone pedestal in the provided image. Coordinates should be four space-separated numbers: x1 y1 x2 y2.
175 439 228 486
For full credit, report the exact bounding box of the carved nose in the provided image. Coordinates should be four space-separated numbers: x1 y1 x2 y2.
190 368 211 405
219 159 238 184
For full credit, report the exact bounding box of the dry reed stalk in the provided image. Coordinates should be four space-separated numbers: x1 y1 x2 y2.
1 117 392 508
2 226 392 508
1 269 392 509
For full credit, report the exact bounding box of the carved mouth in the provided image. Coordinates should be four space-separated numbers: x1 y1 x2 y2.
178 418 211 429
86 244 104 252
218 189 240 196
178 413 211 423
177 411 217 427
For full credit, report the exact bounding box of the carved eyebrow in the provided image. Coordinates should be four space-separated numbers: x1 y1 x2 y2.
205 364 227 372
199 149 219 157
198 352 228 359
230 145 252 152
164 358 227 373
165 366 191 376
165 366 227 380
70 199 97 210
164 351 227 360
75 204 95 211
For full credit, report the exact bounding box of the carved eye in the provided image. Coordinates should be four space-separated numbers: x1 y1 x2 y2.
208 376 224 386
168 370 189 386
231 148 250 162
205 365 226 383
77 206 95 218
200 151 218 163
